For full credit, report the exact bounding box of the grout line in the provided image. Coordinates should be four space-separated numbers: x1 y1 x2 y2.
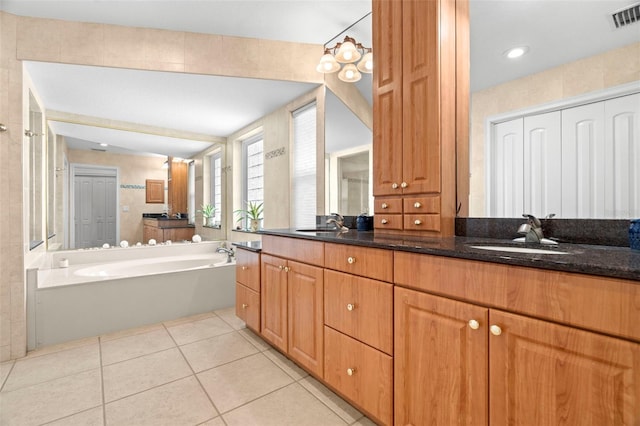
0 361 16 392
39 405 103 426
98 336 107 426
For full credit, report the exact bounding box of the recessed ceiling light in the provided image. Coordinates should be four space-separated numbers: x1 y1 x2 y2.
99 143 108 147
504 46 529 59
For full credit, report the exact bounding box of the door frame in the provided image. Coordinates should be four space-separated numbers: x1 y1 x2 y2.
69 163 120 248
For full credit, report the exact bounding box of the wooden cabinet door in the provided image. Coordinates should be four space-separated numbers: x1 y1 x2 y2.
260 254 288 352
373 0 403 197
490 310 640 426
236 249 260 292
394 287 488 426
287 260 324 377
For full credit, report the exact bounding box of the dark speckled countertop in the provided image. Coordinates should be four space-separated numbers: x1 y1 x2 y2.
256 229 640 282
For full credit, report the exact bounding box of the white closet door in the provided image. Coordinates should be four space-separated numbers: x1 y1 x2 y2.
561 103 606 218
490 118 524 217
523 111 562 218
604 93 640 218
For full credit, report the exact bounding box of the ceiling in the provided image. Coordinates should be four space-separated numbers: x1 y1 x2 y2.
4 0 639 158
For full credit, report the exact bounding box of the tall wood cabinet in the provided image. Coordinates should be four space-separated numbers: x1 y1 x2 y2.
373 0 461 236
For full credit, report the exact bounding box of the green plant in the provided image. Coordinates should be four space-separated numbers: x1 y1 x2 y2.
198 204 215 218
234 201 263 222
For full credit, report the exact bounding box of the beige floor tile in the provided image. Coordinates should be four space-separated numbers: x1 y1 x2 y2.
167 316 234 345
25 337 98 358
299 376 363 424
0 361 14 388
102 348 191 402
198 417 226 426
100 323 164 343
263 349 309 381
105 376 216 426
215 307 246 330
43 406 104 426
101 328 175 365
180 331 259 372
3 344 100 392
198 353 294 413
223 382 347 426
238 328 271 351
0 369 102 426
162 312 215 328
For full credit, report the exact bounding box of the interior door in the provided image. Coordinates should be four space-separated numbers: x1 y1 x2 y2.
73 169 117 249
489 118 524 217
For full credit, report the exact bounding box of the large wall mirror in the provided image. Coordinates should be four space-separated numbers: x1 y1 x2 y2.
28 91 44 250
468 0 639 219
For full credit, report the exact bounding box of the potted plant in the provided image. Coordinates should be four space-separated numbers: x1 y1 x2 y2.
199 204 216 227
235 201 263 232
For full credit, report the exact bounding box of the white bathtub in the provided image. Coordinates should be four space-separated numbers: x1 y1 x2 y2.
29 242 236 349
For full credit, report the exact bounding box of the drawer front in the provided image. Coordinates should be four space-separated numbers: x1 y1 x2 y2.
324 270 393 354
235 249 260 292
262 235 324 266
324 327 393 426
403 214 441 232
235 283 260 331
374 197 402 214
324 243 393 282
374 214 403 231
403 195 440 214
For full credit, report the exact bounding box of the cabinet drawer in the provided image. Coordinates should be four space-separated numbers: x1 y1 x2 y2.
324 327 393 426
262 235 324 267
374 197 402 214
235 283 260 332
235 249 260 292
324 270 393 354
404 214 441 232
374 214 403 231
324 243 393 282
403 195 440 214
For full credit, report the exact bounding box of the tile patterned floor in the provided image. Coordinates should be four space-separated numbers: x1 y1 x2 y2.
0 308 376 426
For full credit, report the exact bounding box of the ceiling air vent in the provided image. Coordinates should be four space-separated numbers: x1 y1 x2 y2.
612 2 640 28
90 148 106 152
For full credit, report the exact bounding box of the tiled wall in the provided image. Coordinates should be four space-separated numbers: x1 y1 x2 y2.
469 42 640 217
0 10 324 361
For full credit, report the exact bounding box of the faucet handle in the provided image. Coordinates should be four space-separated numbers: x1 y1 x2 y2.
522 214 541 228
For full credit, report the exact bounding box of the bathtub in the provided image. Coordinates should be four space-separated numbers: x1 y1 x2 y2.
29 242 236 349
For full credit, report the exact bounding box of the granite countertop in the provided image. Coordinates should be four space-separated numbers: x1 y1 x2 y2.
232 241 262 252
258 229 640 282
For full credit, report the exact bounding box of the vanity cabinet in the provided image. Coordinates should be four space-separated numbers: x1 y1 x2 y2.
235 248 260 332
260 236 325 377
142 218 194 243
394 252 640 425
372 0 459 236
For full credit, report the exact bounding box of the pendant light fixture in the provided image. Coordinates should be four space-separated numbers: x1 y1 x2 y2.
316 13 373 83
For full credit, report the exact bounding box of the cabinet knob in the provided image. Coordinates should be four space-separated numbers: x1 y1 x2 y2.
278 265 284 270
241 266 247 270
414 219 422 225
381 203 388 209
242 303 248 309
381 219 388 225
347 303 356 311
391 183 399 189
468 319 480 330
284 266 291 273
347 256 356 264
401 182 408 188
490 325 502 336
346 368 356 376
414 202 422 208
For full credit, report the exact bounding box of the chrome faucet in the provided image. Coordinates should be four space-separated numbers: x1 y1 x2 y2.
216 246 234 263
516 214 557 245
326 213 348 232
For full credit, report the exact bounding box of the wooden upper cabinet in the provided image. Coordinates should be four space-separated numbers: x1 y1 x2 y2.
490 310 640 425
167 160 188 214
145 179 164 203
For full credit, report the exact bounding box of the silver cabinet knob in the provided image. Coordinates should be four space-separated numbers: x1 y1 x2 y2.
391 183 399 189
401 182 408 188
347 303 356 311
414 202 421 208
490 325 502 336
381 219 388 224
347 256 356 264
414 219 422 225
381 203 388 209
346 368 356 376
468 319 480 330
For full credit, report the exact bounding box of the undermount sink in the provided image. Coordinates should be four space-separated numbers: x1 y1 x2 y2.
469 245 570 255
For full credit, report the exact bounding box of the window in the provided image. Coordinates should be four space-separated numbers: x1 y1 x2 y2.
292 102 317 229
209 152 222 225
188 161 195 224
241 134 264 228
